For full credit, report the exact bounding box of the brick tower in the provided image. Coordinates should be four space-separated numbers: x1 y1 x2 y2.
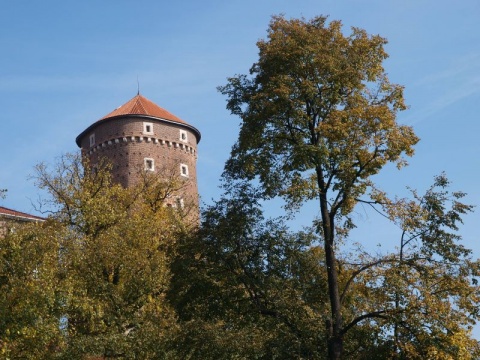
76 94 201 210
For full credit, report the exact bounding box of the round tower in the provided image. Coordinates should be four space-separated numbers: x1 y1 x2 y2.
76 94 201 209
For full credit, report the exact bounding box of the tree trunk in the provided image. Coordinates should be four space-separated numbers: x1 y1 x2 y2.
393 232 406 359
324 234 343 360
318 173 343 360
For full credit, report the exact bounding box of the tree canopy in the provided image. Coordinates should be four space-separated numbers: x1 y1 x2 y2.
219 15 418 211
169 182 330 358
218 15 478 359
1 154 187 359
1 14 479 360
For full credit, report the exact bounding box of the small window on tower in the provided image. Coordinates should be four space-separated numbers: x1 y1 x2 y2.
177 197 185 209
180 130 188 142
143 122 154 135
180 164 189 177
89 133 95 147
144 158 155 171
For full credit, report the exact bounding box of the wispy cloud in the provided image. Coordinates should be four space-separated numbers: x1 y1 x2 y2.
402 52 480 125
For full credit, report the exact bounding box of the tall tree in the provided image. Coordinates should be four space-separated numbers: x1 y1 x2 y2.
218 15 419 359
32 154 184 359
169 182 330 358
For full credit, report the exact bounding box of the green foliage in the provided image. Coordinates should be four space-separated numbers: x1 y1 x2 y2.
0 222 65 359
168 177 480 359
217 14 478 359
1 14 479 360
40 154 185 359
169 182 330 358
354 173 480 359
0 153 187 359
218 15 418 213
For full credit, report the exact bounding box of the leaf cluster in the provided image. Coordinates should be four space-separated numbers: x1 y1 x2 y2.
219 15 418 215
2 153 187 359
169 182 330 358
336 174 480 358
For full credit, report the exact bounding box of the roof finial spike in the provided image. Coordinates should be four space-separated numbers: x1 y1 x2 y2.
137 75 140 95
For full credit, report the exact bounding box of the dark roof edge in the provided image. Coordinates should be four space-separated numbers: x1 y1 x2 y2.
75 114 201 147
1 213 45 222
0 208 45 222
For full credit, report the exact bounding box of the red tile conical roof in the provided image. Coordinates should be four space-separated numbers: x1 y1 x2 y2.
100 94 186 124
76 94 201 147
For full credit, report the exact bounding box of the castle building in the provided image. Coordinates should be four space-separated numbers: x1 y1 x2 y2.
75 94 201 210
0 206 45 238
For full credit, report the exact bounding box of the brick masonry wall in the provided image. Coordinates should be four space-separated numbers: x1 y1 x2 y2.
0 218 7 238
0 217 26 238
78 116 199 209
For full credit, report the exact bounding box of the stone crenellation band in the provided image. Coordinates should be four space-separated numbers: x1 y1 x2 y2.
87 136 197 157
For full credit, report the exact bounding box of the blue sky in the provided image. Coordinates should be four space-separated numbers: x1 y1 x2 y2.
1 0 480 331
